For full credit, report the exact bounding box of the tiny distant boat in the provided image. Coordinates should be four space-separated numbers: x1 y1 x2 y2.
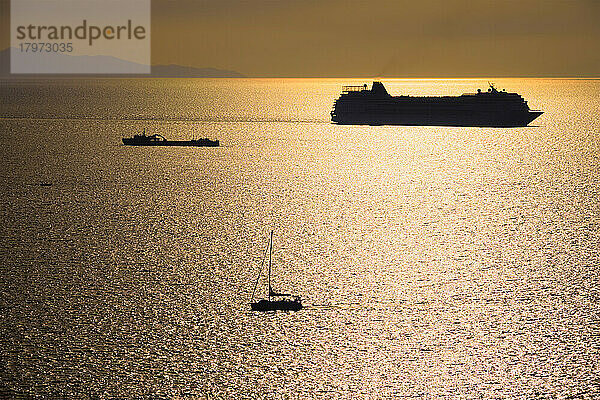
250 230 303 312
122 128 219 147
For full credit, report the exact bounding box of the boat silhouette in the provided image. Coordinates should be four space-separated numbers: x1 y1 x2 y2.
122 128 219 147
331 81 543 127
250 230 302 312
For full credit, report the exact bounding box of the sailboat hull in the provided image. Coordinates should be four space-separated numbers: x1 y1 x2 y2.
251 299 303 311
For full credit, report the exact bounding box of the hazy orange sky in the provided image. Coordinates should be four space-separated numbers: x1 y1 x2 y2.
2 0 599 77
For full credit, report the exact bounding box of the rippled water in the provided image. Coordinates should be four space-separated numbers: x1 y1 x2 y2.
1 78 599 398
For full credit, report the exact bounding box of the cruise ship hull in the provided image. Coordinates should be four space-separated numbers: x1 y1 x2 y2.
332 110 543 127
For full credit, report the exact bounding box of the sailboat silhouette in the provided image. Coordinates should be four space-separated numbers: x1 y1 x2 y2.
250 230 303 311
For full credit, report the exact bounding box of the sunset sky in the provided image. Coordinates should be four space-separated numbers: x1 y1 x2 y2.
2 0 599 77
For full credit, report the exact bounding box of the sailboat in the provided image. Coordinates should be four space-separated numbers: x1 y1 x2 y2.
250 230 303 311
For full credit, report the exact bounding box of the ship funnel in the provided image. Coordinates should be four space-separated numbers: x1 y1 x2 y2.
371 81 390 97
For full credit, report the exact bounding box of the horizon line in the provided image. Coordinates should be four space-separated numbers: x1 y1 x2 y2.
1 75 599 80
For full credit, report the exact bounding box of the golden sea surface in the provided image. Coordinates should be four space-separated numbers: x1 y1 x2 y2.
0 78 599 398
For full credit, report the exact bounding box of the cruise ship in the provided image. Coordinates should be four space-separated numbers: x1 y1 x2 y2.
331 82 543 127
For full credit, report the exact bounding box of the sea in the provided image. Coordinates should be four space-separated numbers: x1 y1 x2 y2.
0 78 599 399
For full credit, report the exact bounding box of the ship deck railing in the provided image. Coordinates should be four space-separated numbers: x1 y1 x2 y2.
342 85 368 93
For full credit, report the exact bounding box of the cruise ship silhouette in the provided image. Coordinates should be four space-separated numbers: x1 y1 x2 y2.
331 82 543 127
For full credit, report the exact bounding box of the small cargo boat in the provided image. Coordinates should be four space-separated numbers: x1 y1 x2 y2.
122 129 219 147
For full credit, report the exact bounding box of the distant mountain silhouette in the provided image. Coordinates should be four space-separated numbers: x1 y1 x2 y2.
151 64 244 78
0 48 245 78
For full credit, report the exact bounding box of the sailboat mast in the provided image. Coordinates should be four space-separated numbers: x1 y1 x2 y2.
268 230 273 301
250 236 271 303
